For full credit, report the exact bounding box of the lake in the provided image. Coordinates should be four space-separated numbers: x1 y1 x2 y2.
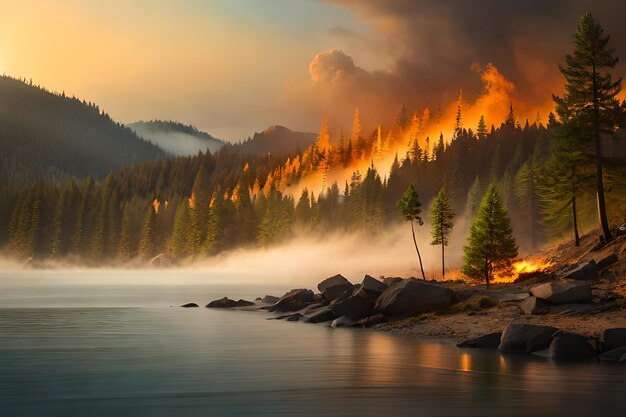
0 270 624 416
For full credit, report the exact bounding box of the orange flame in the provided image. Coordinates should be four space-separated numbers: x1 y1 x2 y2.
493 258 553 283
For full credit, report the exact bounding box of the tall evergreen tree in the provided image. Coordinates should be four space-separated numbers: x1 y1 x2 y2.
430 187 455 278
554 12 625 242
118 203 132 261
138 204 156 259
170 199 191 258
462 184 518 288
477 115 488 140
397 184 426 280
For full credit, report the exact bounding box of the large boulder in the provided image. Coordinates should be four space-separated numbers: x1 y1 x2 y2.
530 280 592 304
548 331 596 359
374 279 453 318
269 289 314 312
563 261 598 280
361 275 388 296
318 274 354 301
206 297 254 308
457 332 502 349
603 328 626 350
518 296 550 315
498 323 558 353
330 288 375 319
302 306 335 323
599 346 626 362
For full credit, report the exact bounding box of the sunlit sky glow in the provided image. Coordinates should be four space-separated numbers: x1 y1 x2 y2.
1 0 377 140
2 0 624 141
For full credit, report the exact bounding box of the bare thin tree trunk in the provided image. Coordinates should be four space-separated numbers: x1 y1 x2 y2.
572 195 580 247
440 220 445 279
411 220 426 280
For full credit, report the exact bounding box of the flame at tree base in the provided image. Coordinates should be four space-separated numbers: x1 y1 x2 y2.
492 258 554 283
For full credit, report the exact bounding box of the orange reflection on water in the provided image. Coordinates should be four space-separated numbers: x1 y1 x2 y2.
460 353 472 372
364 334 397 385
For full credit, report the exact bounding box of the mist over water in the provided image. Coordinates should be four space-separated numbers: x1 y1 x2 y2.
0 216 477 298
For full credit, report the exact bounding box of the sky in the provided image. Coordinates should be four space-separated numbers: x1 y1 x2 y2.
1 0 625 141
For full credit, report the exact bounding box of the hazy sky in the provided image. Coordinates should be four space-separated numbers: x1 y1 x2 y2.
1 0 625 141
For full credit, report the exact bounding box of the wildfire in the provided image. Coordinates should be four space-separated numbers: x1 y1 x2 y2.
492 258 553 283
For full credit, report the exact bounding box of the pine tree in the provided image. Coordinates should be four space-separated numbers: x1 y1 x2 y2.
462 184 518 288
554 12 625 243
537 115 593 246
257 186 293 246
465 176 483 217
139 204 156 259
170 199 191 258
232 180 256 245
514 155 542 249
50 185 68 257
396 104 410 130
397 184 426 280
477 115 488 140
295 188 313 227
430 187 455 278
118 203 132 261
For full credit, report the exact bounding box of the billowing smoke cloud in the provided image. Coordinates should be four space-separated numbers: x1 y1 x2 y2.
296 0 626 129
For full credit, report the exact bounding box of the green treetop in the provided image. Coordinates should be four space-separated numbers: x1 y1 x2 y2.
430 187 455 279
462 184 518 288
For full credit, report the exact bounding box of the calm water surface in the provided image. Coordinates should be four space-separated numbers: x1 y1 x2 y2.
0 271 624 416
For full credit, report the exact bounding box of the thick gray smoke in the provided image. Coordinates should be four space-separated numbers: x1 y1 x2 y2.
302 0 626 126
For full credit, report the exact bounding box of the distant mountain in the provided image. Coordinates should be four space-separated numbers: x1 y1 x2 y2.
0 76 165 185
128 120 225 156
239 125 317 155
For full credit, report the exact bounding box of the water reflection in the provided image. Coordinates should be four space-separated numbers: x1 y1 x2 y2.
0 306 625 417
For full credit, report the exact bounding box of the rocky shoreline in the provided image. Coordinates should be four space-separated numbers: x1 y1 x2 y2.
183 233 626 363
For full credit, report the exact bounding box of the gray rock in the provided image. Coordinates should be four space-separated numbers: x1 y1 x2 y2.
530 280 592 304
603 328 626 350
564 261 598 280
330 288 374 319
180 302 199 308
499 323 558 353
318 274 354 301
374 279 453 318
303 306 335 323
457 332 502 349
361 275 388 296
596 253 618 270
518 296 550 315
599 346 626 362
548 331 596 358
331 315 360 328
359 313 387 327
269 289 314 312
206 297 254 308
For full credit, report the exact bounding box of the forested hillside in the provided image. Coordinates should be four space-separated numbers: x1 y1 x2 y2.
2 11 626 269
239 125 317 156
2 104 624 265
0 76 165 185
128 120 225 156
